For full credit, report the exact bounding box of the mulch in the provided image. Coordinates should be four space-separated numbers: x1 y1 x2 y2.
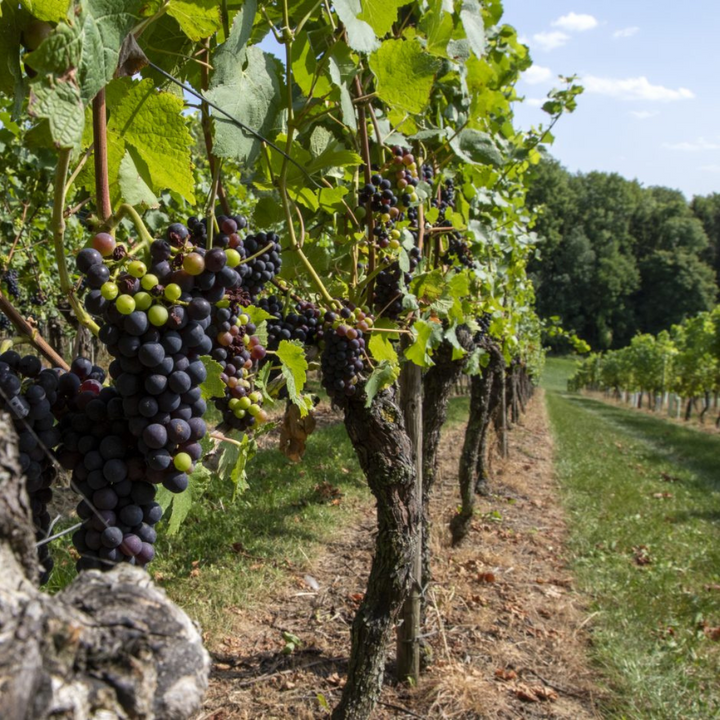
193 391 606 719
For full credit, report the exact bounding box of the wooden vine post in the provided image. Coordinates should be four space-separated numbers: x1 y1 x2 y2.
396 340 423 683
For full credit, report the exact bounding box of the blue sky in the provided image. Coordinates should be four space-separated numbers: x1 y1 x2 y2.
503 1 720 199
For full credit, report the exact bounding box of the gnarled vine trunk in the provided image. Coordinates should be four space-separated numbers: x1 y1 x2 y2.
0 413 210 720
420 327 473 596
332 387 418 720
450 337 503 545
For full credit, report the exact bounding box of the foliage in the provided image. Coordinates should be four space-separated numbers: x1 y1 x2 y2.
527 158 718 350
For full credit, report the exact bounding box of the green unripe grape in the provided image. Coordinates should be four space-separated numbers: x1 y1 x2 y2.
148 304 169 327
183 252 205 276
164 283 182 301
101 282 119 300
237 396 252 410
238 313 249 325
141 274 159 291
233 407 246 419
116 295 136 315
389 239 400 250
247 404 261 417
228 398 241 410
216 298 230 309
134 291 152 311
173 452 193 472
225 248 241 268
249 391 262 404
409 192 418 203
128 260 147 278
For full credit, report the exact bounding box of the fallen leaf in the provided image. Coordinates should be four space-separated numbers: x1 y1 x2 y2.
704 626 720 641
651 492 673 499
495 668 517 681
632 545 652 566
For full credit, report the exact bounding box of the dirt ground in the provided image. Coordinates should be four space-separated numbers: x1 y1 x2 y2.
193 391 606 719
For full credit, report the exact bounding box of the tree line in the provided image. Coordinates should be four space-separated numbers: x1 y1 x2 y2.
527 157 719 350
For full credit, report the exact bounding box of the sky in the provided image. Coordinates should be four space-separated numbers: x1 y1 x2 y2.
502 1 720 199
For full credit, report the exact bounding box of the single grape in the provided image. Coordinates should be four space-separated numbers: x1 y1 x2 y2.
116 295 136 315
128 260 147 278
92 232 116 257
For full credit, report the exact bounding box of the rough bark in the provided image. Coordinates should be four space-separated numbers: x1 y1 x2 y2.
332 387 418 720
685 397 695 421
419 327 473 596
0 413 210 720
474 341 505 497
493 362 508 458
699 391 711 424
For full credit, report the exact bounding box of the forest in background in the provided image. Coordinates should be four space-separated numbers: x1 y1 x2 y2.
527 157 720 350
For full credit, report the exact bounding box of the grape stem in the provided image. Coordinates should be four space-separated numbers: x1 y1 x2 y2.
0 290 70 369
209 430 245 448
238 241 275 266
93 89 112 224
276 0 336 308
107 204 154 259
52 148 100 337
206 158 222 250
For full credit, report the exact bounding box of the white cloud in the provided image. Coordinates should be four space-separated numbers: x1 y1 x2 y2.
630 110 658 120
583 75 695 102
552 13 598 32
532 31 570 51
664 138 720 151
523 65 553 85
526 98 545 107
614 26 639 39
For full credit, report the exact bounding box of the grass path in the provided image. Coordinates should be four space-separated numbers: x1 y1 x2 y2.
543 358 720 718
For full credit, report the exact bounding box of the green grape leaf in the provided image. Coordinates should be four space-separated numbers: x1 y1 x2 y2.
318 186 348 213
208 42 282 166
460 0 486 59
291 29 332 98
369 37 441 115
364 360 399 407
19 0 70 22
167 0 222 41
28 79 84 148
24 22 80 75
369 332 398 365
277 339 312 416
444 324 468 361
117 150 158 208
420 0 454 58
245 304 275 325
218 435 255 496
107 78 195 202
464 346 488 375
358 0 412 37
306 146 362 174
158 464 210 536
449 128 503 167
328 56 357 131
405 319 442 367
333 0 378 53
199 355 226 400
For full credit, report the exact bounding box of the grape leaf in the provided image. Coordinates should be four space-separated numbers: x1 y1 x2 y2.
199 355 226 400
108 78 195 203
158 464 212 536
28 80 84 148
333 0 378 53
364 360 399 407
358 0 412 36
449 128 503 167
405 319 443 367
0 3 27 101
460 0 486 59
420 0 454 58
291 29 332 98
369 36 441 114
218 436 255 497
19 0 70 23
117 150 158 208
369 332 399 365
208 24 282 166
167 0 222 41
277 339 312 417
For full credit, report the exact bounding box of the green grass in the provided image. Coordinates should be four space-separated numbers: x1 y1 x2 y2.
540 355 581 393
543 360 720 718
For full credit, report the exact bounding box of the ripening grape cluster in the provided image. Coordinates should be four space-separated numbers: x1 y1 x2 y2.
0 313 10 331
3 269 20 299
207 303 269 432
53 358 163 571
258 295 323 348
433 178 456 219
0 351 62 583
372 247 421 320
442 233 476 270
320 306 372 401
474 313 492 342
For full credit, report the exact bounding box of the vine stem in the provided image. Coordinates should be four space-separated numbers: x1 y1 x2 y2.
108 203 154 258
52 149 100 336
93 89 112 224
0 290 69 370
277 0 335 308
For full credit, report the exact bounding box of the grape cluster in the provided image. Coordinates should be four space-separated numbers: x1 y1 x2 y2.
53 358 162 571
0 313 10 331
187 213 248 249
207 304 270 432
432 178 456 219
474 313 492 342
257 295 323 348
442 233 476 269
0 351 61 583
78 245 210 492
30 290 47 306
3 269 20 299
421 163 434 183
320 308 370 401
372 247 421 320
